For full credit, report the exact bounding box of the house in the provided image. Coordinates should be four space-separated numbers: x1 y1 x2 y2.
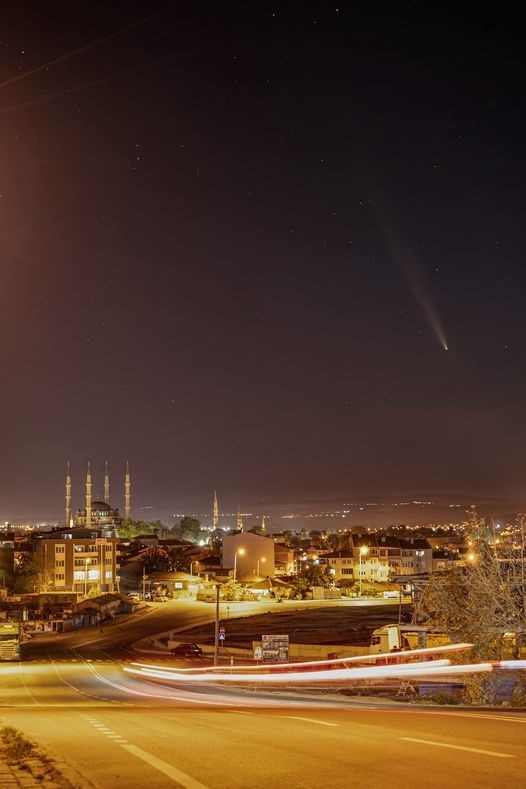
222 531 275 578
145 571 201 598
325 550 355 580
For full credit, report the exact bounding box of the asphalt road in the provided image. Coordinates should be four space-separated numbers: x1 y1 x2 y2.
0 600 523 788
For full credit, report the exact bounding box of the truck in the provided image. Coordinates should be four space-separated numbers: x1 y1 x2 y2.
369 623 449 655
0 621 21 661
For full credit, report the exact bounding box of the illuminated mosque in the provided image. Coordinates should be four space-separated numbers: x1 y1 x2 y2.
64 461 132 532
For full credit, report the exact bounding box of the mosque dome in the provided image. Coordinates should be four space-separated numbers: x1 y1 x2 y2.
91 500 112 512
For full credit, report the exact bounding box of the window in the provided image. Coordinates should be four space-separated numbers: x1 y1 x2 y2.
55 573 65 580
74 571 84 581
55 545 65 553
105 571 112 579
55 559 65 567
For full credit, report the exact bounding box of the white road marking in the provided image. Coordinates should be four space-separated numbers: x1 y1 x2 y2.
225 710 252 715
399 737 515 758
450 712 526 724
122 743 210 788
282 716 338 727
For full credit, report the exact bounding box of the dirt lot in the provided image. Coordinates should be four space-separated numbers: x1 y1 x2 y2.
180 603 410 647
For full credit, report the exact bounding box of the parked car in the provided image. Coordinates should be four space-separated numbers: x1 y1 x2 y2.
171 643 203 658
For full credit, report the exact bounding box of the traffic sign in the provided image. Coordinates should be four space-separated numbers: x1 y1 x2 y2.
219 626 225 633
218 633 225 640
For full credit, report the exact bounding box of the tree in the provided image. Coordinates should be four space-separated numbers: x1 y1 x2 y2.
137 546 171 574
118 520 149 539
171 516 202 542
220 578 244 602
289 563 334 598
421 507 526 704
13 554 53 594
166 546 191 572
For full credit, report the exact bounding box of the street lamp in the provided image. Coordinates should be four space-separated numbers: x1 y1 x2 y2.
358 546 369 597
84 557 91 596
257 557 266 577
233 547 245 582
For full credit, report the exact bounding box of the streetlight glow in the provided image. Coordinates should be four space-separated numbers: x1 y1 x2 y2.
358 545 369 597
233 547 245 582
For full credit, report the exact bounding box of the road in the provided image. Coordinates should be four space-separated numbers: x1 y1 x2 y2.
0 601 524 788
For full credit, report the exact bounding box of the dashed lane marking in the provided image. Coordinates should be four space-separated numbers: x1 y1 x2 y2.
399 737 515 758
122 744 210 788
281 715 338 727
82 716 209 787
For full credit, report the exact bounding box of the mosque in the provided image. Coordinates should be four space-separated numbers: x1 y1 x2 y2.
65 461 132 532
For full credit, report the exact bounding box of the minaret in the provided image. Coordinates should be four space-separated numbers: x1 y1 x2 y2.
85 462 92 528
104 460 110 504
213 491 219 530
236 503 243 532
261 515 266 534
65 462 72 528
124 461 131 521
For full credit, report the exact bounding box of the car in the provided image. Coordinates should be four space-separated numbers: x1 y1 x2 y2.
171 643 203 658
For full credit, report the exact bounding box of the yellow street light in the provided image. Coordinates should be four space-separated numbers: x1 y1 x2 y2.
84 557 91 596
234 547 245 582
359 546 369 597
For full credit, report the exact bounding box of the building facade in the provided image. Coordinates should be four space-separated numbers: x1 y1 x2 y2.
222 531 275 578
31 527 120 594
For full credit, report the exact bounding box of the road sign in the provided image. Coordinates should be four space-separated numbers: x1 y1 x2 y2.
254 646 262 661
261 634 289 663
219 626 225 633
218 633 225 640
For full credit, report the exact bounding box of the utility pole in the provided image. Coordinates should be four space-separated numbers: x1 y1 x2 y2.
142 567 146 601
214 584 220 666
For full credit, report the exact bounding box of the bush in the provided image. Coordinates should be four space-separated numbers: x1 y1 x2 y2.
0 726 35 762
429 692 462 705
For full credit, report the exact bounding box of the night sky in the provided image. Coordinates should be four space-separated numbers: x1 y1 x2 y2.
1 2 525 524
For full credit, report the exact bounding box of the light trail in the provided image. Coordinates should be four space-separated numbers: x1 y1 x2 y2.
130 642 474 675
125 659 526 686
125 658 454 684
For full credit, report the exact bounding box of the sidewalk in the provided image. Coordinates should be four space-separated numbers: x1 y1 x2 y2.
0 727 80 788
0 754 70 788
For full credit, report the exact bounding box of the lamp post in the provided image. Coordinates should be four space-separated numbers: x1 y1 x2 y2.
233 547 245 582
84 557 91 596
257 557 266 577
214 584 220 666
358 546 369 597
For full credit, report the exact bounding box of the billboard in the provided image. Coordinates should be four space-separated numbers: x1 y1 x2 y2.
261 634 289 663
